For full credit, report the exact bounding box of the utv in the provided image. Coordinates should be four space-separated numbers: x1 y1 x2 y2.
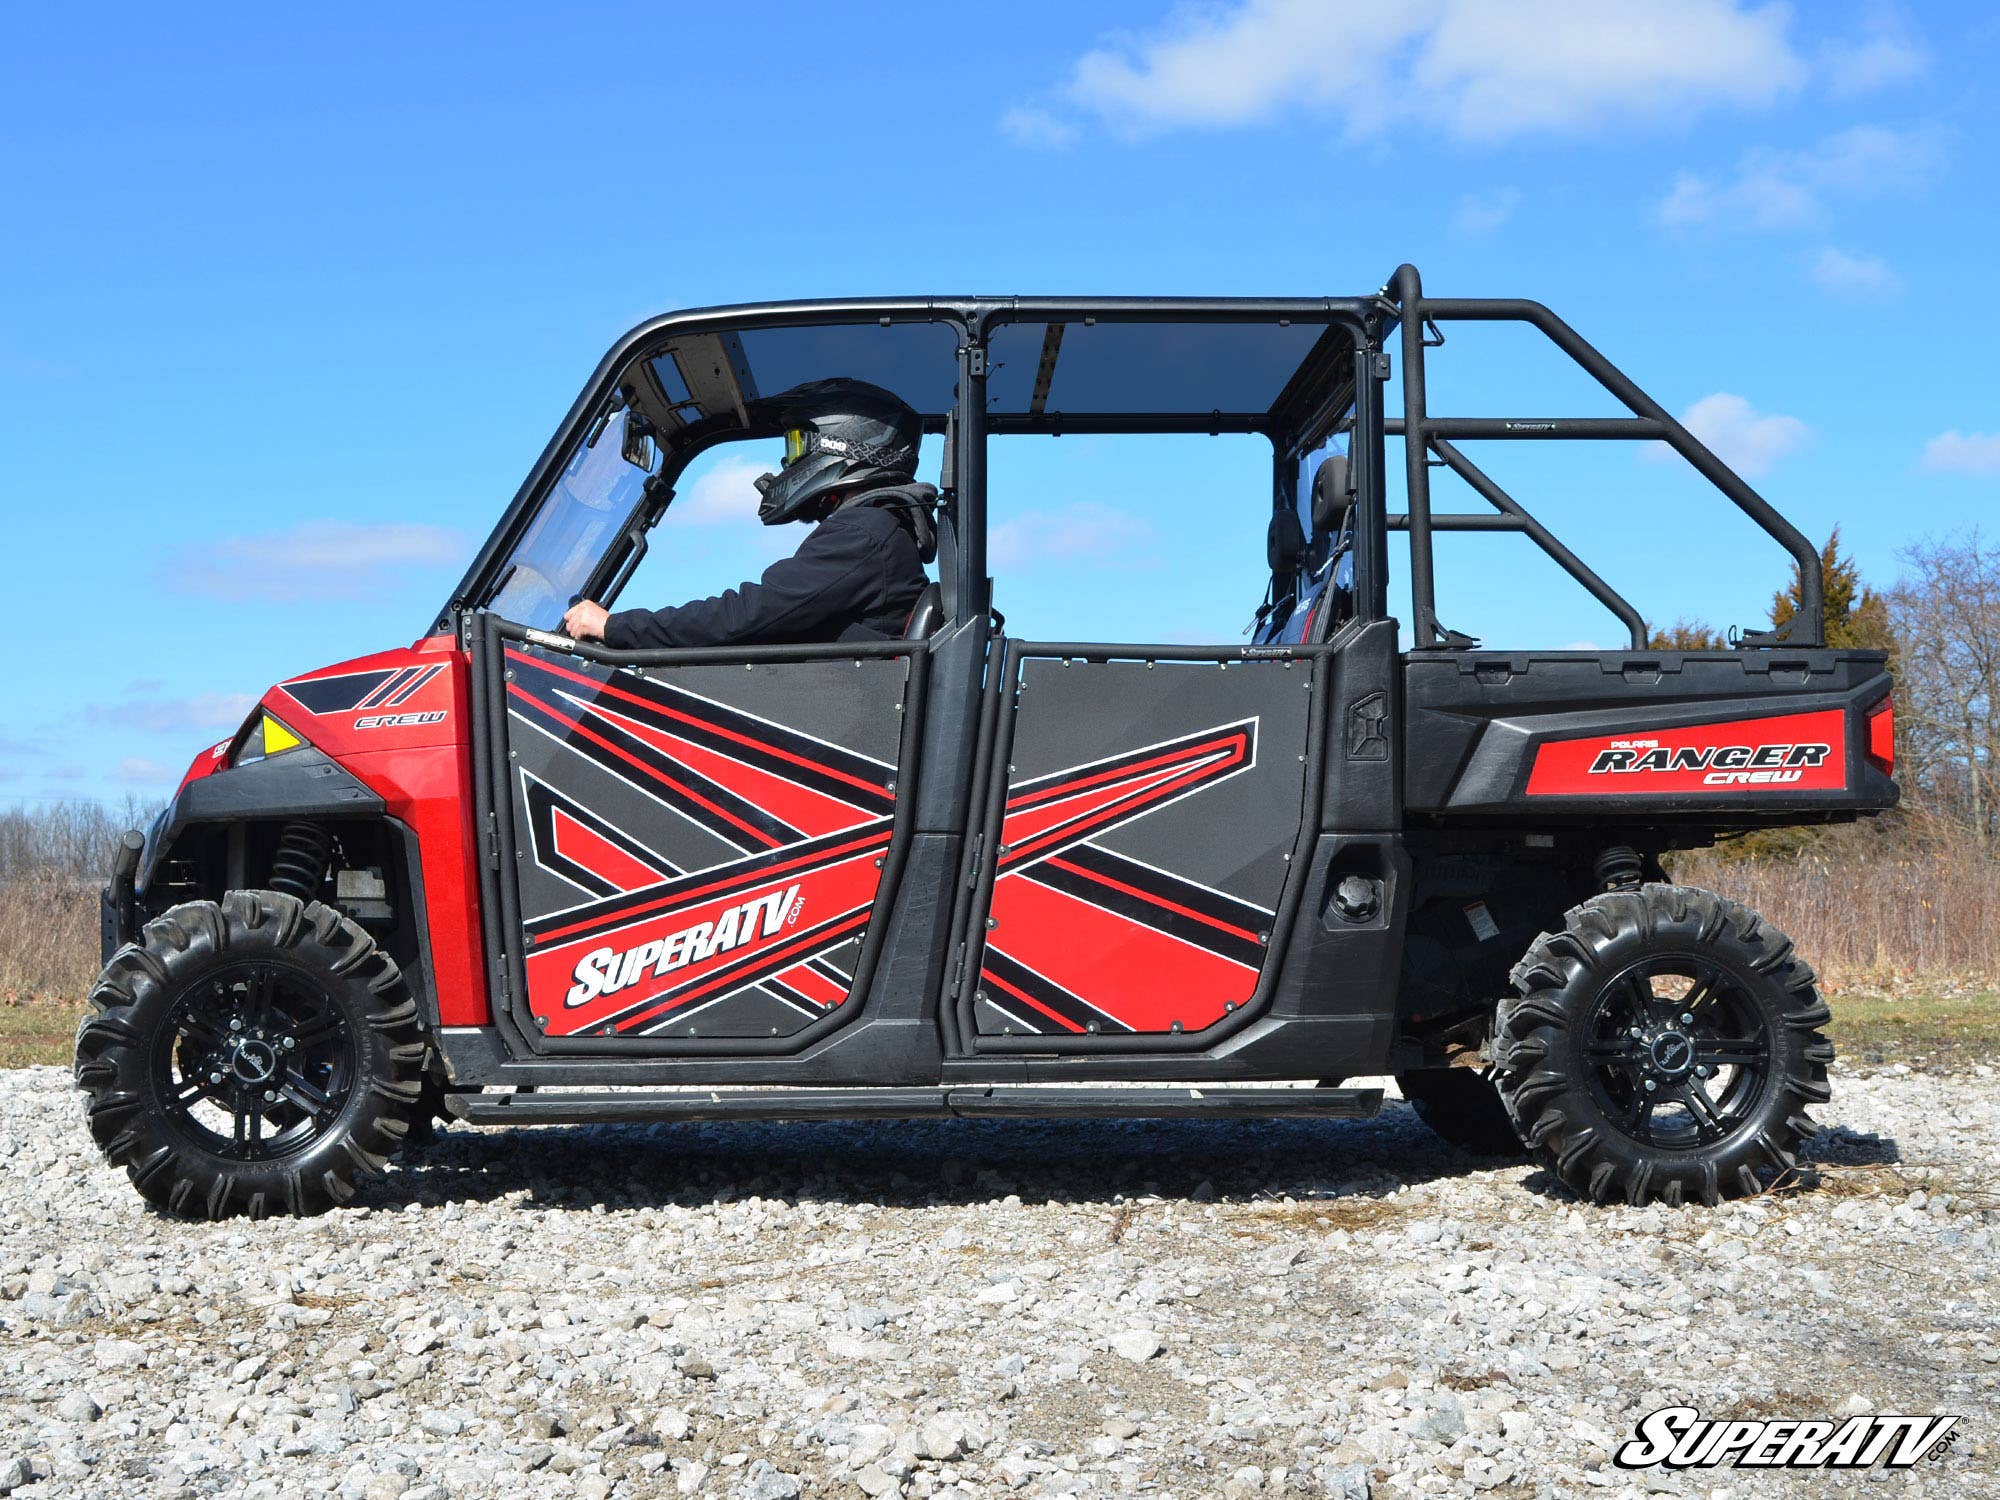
78 264 1897 1218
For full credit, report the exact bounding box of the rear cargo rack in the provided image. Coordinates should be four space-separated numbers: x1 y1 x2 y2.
1379 263 1823 652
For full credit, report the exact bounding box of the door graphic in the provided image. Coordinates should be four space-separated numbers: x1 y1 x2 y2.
967 655 1314 1039
498 644 911 1041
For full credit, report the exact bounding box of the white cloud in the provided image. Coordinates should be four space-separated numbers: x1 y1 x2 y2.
1454 189 1520 235
113 757 174 785
1808 247 1902 298
1819 6 1928 98
1920 432 2000 477
659 455 799 571
998 105 1079 149
989 503 1157 569
1038 0 1802 144
1644 393 1809 478
669 456 773 526
88 692 256 735
167 521 466 602
1657 124 1940 230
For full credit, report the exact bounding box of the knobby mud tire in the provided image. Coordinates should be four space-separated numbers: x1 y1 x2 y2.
74 891 426 1219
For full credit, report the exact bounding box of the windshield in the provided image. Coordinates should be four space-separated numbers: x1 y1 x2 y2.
489 407 655 629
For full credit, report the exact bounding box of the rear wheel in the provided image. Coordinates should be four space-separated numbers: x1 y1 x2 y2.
1396 1067 1526 1158
74 891 426 1218
1493 884 1831 1206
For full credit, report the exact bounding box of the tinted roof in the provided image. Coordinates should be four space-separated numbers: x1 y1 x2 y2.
629 303 1358 444
985 318 1339 417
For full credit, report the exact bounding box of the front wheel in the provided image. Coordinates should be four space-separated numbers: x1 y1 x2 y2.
1493 884 1831 1206
74 892 427 1219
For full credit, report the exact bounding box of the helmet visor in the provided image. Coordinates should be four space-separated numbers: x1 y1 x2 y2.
782 427 811 468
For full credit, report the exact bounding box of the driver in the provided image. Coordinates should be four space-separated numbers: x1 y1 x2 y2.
561 378 936 649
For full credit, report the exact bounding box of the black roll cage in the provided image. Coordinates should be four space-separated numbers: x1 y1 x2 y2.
438 266 1824 651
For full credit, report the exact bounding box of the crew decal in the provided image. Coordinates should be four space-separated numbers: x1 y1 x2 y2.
1526 709 1848 796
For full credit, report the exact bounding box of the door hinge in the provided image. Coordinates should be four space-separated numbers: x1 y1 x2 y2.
484 810 501 871
964 833 984 888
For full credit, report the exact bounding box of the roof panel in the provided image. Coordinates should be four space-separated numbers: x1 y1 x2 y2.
986 318 1336 417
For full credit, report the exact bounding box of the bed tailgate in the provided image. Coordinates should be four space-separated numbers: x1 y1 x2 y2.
1403 650 1898 820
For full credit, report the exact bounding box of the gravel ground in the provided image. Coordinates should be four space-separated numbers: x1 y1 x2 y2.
1 1063 1995 1500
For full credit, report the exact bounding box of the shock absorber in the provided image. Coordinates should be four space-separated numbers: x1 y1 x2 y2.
1594 845 1646 892
269 822 336 902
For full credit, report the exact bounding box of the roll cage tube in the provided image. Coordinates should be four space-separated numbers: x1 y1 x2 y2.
441 278 1820 656
1378 262 1825 652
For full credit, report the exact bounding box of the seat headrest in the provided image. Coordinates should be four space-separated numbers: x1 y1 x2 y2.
1312 454 1352 534
1267 505 1308 578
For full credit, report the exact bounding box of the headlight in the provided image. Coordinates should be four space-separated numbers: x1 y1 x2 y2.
232 712 306 766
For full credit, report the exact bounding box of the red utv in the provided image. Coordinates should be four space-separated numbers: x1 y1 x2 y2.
77 265 1896 1218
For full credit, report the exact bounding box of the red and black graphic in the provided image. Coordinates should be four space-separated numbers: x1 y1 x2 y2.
283 663 446 717
503 648 901 1038
522 774 679 898
974 720 1277 1037
1527 709 1848 796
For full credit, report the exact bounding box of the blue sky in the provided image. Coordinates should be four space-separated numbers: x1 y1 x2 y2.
2 1 1996 805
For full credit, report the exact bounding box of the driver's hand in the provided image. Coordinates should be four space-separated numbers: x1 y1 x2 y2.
562 600 610 641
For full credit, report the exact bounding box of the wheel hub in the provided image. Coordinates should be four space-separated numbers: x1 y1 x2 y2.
228 1037 278 1086
1644 1029 1695 1078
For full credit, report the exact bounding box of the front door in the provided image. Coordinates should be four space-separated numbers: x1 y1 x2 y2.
485 622 922 1051
955 643 1320 1047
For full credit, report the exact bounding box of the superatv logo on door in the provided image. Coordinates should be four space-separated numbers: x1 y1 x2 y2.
564 884 799 1008
1527 709 1847 796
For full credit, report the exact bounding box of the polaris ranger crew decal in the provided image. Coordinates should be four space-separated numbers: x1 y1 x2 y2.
1527 709 1847 796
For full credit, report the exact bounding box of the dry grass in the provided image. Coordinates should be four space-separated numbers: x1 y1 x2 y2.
0 871 102 1003
0 997 87 1069
1674 839 2000 992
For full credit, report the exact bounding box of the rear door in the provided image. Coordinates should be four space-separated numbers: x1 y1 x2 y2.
953 641 1320 1046
480 620 922 1051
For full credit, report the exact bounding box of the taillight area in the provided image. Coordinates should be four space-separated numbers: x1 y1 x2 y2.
1865 694 1895 777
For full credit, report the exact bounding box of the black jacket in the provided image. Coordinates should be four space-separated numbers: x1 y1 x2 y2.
602 483 935 651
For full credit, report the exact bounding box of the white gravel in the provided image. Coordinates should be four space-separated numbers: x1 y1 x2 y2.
1 1063 1995 1499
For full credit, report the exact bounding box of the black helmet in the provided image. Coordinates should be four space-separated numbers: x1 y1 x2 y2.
752 378 921 526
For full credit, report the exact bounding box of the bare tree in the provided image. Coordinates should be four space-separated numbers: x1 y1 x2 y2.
1890 529 2000 843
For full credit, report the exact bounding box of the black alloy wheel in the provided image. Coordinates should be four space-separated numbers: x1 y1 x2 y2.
1577 957 1774 1152
158 961 357 1160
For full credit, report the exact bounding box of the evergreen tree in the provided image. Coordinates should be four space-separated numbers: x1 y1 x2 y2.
1771 527 1893 650
1646 617 1730 650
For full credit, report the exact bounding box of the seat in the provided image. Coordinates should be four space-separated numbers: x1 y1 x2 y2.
904 581 943 639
